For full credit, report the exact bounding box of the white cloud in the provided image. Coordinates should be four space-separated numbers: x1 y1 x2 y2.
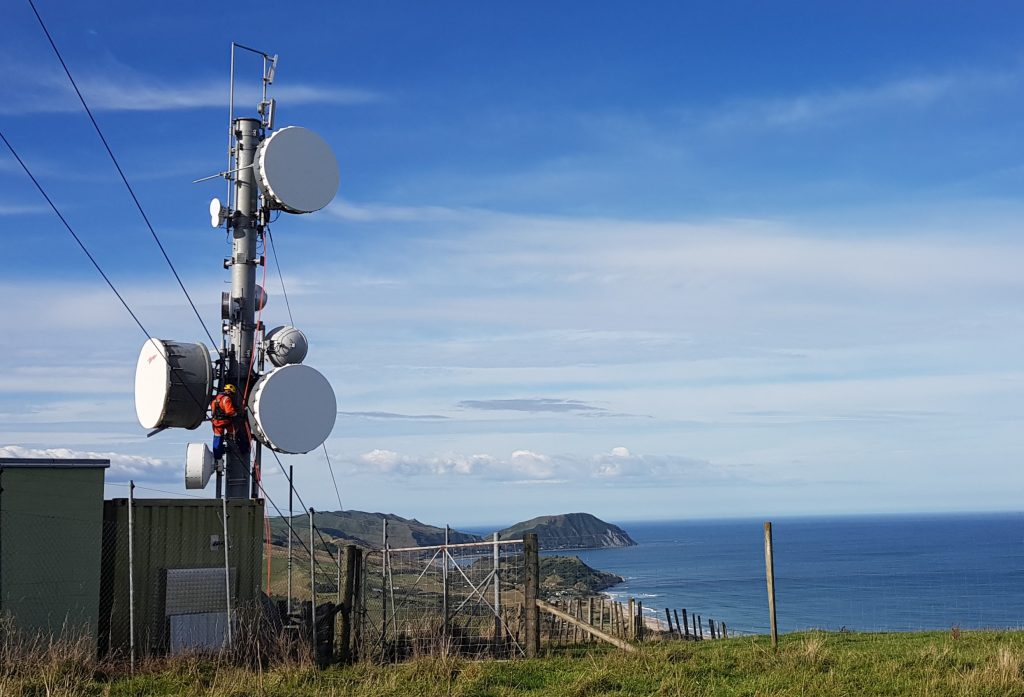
359 448 401 472
357 449 497 477
349 446 737 484
509 449 555 479
0 444 175 478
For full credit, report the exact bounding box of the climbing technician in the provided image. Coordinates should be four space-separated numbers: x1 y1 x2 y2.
210 384 239 462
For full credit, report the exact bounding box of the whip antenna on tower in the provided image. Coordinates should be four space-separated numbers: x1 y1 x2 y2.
133 45 340 499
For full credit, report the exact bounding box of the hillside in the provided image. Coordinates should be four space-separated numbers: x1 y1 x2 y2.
497 512 636 549
267 510 481 550
540 556 624 596
267 510 636 551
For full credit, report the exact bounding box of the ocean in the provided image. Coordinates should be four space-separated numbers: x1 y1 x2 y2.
550 513 1024 635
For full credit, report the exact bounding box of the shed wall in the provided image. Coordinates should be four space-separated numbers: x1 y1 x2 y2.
98 498 264 656
0 466 105 642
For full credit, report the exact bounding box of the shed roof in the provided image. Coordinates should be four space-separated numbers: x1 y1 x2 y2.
0 457 110 469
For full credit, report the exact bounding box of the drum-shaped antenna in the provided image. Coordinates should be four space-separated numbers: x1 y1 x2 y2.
255 126 339 214
134 339 213 430
185 442 214 489
247 364 336 454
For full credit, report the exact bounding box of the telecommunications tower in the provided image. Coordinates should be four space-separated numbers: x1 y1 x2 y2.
133 45 339 499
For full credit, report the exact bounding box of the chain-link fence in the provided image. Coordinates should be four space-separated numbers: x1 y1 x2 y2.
358 537 527 661
101 494 265 662
263 509 346 666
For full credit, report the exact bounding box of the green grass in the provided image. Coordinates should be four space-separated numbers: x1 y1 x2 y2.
6 631 1024 696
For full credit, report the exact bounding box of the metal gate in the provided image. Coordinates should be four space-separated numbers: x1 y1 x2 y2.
359 537 526 661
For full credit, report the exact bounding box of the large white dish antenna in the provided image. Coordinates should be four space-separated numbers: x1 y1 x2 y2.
264 325 308 367
247 364 336 454
255 126 339 214
134 339 213 430
185 442 214 489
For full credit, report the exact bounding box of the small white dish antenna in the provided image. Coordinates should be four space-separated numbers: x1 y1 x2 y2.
185 442 215 489
264 325 308 367
209 197 228 228
247 363 336 454
255 126 339 214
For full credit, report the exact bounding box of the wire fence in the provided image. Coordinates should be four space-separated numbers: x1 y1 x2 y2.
527 531 730 651
359 536 527 661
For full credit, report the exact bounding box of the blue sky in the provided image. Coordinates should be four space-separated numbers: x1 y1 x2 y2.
2 1 1023 527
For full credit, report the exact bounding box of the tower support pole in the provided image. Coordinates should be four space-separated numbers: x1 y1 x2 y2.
225 116 261 499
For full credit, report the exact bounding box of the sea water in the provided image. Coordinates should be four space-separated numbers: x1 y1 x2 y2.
560 513 1024 635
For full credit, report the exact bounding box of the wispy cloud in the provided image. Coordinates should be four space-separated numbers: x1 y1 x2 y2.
324 200 482 224
0 203 48 215
458 398 605 414
706 68 1018 131
0 65 381 115
338 411 449 421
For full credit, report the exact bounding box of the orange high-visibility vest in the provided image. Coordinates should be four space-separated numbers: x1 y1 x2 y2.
210 393 238 435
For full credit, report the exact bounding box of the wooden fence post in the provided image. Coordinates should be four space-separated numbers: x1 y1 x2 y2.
524 533 540 656
637 601 644 641
765 521 778 650
681 608 689 639
574 598 582 644
351 546 363 661
337 545 359 664
622 593 630 638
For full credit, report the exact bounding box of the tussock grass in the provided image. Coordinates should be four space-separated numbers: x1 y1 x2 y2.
4 625 1024 696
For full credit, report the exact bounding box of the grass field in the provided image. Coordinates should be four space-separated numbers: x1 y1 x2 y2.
4 630 1024 696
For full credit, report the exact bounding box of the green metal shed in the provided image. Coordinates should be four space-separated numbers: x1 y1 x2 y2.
98 497 264 657
0 457 109 645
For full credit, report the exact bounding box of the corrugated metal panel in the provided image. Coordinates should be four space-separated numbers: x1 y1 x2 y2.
98 498 263 657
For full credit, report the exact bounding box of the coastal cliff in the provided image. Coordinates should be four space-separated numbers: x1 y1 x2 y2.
497 512 636 549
